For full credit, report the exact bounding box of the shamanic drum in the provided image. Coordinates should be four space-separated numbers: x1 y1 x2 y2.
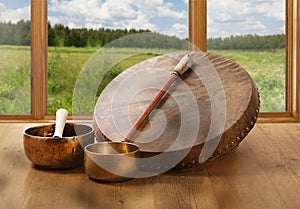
93 52 260 170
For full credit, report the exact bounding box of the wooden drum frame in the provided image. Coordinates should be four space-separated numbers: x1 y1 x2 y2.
93 52 260 170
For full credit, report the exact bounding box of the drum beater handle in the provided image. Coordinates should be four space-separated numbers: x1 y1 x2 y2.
123 53 193 142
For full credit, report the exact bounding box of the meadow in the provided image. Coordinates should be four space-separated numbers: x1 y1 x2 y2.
212 49 286 112
0 45 285 115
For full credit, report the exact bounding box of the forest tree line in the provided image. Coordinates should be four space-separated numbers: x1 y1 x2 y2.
207 34 285 50
0 20 151 47
0 20 286 49
0 20 31 45
0 20 186 49
48 23 151 47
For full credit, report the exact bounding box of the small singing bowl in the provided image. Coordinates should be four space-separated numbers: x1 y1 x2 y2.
84 142 140 182
23 123 94 169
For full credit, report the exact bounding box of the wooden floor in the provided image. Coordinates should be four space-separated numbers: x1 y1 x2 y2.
0 123 300 209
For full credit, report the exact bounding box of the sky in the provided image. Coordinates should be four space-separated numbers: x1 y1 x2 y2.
0 0 285 39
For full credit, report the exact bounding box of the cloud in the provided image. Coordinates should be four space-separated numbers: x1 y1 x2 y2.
0 0 285 39
207 0 285 37
162 23 187 38
0 3 5 11
243 17 266 30
0 3 30 23
245 0 285 21
49 0 187 37
153 2 187 19
49 16 83 28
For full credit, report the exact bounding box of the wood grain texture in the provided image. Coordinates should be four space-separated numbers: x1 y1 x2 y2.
31 0 48 119
296 0 300 122
1 123 300 208
189 0 207 51
286 0 294 114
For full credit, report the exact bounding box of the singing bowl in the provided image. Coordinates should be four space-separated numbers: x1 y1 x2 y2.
84 142 139 182
23 123 94 169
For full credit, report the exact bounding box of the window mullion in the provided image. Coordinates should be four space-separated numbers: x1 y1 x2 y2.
31 0 48 119
189 0 207 51
296 0 300 122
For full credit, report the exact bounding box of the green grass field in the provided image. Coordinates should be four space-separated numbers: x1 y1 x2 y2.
0 45 285 114
0 46 31 114
212 49 286 112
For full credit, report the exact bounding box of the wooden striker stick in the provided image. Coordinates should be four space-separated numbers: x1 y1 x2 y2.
123 54 192 142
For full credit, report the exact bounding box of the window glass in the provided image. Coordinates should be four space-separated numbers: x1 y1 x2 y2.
0 0 31 114
207 0 286 112
47 0 189 114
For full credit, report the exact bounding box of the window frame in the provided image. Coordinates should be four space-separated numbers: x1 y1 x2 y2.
0 0 299 122
190 0 300 123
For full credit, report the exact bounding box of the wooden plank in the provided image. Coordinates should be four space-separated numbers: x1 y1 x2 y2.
153 167 219 209
1 123 300 208
206 124 300 208
252 124 300 208
0 124 32 208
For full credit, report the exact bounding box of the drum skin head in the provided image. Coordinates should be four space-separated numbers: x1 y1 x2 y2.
93 51 260 170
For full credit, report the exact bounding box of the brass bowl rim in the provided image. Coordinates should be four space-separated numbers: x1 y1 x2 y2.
85 142 140 156
23 123 94 140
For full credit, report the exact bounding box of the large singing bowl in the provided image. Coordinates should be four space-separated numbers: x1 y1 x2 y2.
23 123 94 169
